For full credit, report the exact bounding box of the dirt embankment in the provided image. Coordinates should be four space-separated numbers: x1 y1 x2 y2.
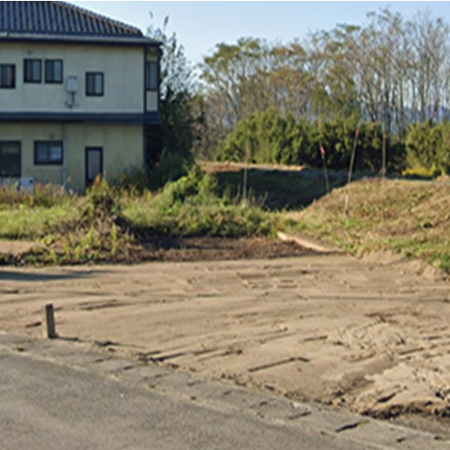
1 248 449 432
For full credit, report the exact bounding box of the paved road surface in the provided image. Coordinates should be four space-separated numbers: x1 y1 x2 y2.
0 334 448 450
0 350 374 450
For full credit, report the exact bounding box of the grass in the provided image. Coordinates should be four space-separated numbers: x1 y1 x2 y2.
122 170 279 238
0 204 80 240
290 177 450 271
0 184 81 240
4 164 448 271
0 168 280 265
203 162 348 210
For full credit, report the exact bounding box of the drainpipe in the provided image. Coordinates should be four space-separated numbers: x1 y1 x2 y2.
62 123 67 188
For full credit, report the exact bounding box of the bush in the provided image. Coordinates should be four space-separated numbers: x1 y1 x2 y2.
122 166 279 239
87 177 116 211
119 150 191 193
404 121 450 176
147 149 190 190
406 120 444 174
216 110 406 172
217 109 311 166
120 168 151 194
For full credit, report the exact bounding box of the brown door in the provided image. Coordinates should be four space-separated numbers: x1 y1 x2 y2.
85 147 103 187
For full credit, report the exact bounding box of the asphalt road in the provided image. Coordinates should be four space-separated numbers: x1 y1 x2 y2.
0 350 372 450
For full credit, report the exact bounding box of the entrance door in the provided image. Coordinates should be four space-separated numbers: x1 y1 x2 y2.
85 147 103 187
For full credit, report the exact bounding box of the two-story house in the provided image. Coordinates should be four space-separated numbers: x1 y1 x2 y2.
0 1 160 191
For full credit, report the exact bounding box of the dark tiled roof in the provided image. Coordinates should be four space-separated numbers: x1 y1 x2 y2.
0 1 151 40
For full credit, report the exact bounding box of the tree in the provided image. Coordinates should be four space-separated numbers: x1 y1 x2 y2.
195 7 450 174
146 16 197 185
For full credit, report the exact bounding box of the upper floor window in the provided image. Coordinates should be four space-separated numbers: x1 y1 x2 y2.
146 61 158 91
0 65 15 89
45 60 63 84
24 59 42 83
34 141 63 166
86 72 104 97
0 142 21 178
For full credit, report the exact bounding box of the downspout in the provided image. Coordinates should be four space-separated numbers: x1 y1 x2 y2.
62 123 67 188
62 82 77 189
143 45 148 169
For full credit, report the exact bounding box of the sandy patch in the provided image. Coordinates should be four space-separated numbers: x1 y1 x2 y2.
0 240 41 257
0 252 449 423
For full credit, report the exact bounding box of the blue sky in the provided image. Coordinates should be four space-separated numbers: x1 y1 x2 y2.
71 2 450 63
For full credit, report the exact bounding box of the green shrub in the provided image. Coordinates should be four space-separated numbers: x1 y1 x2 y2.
86 177 118 215
217 109 311 166
119 168 151 194
216 110 405 172
147 149 190 190
406 120 443 174
405 121 450 176
122 166 279 239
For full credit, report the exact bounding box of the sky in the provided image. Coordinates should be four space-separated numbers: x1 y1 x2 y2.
71 2 450 63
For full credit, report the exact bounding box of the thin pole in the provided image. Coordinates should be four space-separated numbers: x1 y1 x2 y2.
318 113 330 196
382 121 387 180
320 145 330 195
345 124 361 216
243 141 249 202
381 122 387 220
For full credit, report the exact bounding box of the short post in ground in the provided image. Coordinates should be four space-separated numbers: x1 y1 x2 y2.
43 304 57 339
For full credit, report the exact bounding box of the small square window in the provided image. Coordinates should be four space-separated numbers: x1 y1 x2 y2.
34 141 63 165
86 72 104 96
45 60 63 84
24 59 42 83
0 142 21 177
146 61 158 91
0 65 15 89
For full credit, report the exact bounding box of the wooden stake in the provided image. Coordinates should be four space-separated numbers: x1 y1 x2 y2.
382 122 387 220
382 121 387 180
43 304 57 339
243 142 249 202
345 125 361 216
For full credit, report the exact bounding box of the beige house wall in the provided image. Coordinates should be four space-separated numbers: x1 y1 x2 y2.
0 42 160 114
0 123 143 191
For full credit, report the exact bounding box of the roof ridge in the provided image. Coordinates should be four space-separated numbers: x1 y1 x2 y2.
0 2 159 43
51 1 143 36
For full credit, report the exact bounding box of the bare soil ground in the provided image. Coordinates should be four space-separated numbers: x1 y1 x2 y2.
201 161 308 173
135 238 310 262
1 243 450 432
0 238 308 265
0 240 41 257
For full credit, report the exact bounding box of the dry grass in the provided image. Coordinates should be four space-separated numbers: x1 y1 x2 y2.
0 172 280 265
290 177 450 271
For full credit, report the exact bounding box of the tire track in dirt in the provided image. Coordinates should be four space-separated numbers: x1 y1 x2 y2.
0 253 449 424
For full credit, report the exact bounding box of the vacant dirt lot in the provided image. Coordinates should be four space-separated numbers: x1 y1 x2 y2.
1 249 450 423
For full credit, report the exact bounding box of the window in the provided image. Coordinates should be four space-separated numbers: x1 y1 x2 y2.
45 60 63 84
0 65 15 89
0 142 21 178
24 59 42 83
34 141 63 165
86 72 104 96
146 61 158 91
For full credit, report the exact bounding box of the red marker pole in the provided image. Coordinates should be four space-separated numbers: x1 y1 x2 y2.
320 145 330 195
